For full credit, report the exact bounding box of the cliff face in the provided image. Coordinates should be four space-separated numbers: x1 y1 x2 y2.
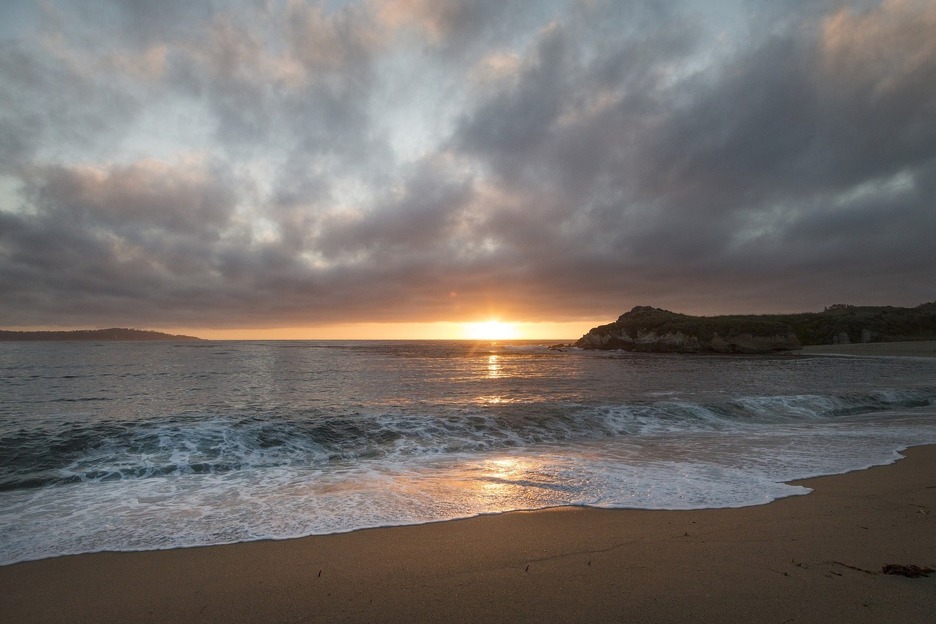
575 307 801 354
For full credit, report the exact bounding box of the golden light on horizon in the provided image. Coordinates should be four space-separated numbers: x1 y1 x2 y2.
159 319 600 340
461 320 521 341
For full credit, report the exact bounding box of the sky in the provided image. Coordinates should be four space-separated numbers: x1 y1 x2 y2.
0 0 934 339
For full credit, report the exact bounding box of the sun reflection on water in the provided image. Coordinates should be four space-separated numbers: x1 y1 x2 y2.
478 395 507 404
486 354 501 378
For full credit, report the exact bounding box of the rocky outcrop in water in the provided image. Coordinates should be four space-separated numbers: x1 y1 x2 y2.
575 307 801 354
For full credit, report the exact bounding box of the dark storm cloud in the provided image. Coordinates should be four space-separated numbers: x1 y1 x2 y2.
0 161 240 321
450 0 936 313
1 0 934 330
314 157 475 260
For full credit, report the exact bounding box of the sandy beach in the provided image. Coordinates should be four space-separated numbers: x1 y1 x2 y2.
801 340 936 357
1 446 934 623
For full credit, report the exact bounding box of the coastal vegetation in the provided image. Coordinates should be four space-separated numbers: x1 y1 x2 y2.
767 302 936 345
576 302 936 353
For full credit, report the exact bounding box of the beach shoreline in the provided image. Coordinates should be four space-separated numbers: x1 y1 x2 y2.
2 445 934 623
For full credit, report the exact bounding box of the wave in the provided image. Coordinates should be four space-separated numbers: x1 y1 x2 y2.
2 387 933 493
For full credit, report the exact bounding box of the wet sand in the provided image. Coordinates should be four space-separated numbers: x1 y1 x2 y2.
2 446 935 623
802 340 936 357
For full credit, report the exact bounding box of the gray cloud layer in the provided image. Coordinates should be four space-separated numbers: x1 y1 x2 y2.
1 0 934 329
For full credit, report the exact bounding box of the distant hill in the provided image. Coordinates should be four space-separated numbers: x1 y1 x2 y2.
0 328 202 341
576 302 936 352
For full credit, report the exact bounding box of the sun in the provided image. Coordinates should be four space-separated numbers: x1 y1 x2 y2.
462 320 521 341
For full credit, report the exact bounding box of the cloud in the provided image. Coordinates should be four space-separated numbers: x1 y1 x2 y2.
377 0 519 49
0 37 139 170
0 159 243 321
448 0 936 312
314 155 475 259
26 159 234 232
0 0 934 330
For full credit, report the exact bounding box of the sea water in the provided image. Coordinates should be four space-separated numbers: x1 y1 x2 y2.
1 340 935 565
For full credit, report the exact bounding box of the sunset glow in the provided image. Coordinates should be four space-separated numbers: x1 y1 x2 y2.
158 320 597 341
461 321 521 341
1 0 933 335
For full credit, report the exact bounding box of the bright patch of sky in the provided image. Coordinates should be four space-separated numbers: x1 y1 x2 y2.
115 97 216 165
833 170 916 208
371 45 460 164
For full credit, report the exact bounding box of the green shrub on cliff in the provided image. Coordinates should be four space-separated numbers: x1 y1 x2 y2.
577 302 936 350
758 302 936 345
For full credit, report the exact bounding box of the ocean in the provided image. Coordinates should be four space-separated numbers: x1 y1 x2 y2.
2 340 935 565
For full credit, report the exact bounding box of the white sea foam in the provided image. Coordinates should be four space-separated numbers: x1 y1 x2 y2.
2 341 936 565
2 408 935 565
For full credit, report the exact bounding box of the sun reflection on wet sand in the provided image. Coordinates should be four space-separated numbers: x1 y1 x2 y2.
469 456 555 510
487 456 524 476
480 457 523 489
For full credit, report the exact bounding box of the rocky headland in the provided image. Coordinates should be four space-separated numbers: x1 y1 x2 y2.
575 302 936 354
575 307 801 354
